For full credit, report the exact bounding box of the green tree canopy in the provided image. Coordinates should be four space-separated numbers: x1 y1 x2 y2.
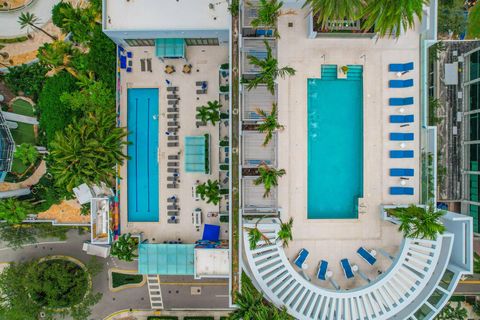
87 25 117 91
196 179 222 205
14 143 39 166
467 3 480 39
49 108 129 192
362 0 428 38
277 217 293 247
0 198 33 224
196 100 222 126
257 103 283 146
386 205 446 240
436 302 468 320
60 81 115 112
254 163 286 198
18 12 57 40
303 0 363 29
245 40 295 94
4 63 48 100
37 71 80 144
111 233 138 262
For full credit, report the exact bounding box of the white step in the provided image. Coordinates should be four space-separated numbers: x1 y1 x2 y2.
147 274 164 309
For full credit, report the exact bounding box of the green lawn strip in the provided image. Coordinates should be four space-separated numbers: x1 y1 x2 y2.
10 122 36 145
183 317 214 320
111 272 143 288
11 99 35 117
146 317 178 320
468 4 480 38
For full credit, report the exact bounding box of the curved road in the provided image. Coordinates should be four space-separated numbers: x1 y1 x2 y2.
0 0 60 38
0 229 150 320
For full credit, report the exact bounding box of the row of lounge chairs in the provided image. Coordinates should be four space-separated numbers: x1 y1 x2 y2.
167 86 180 148
196 81 208 95
294 247 377 283
167 195 180 224
388 62 415 196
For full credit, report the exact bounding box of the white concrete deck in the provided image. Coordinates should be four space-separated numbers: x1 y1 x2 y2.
274 9 421 289
118 45 229 243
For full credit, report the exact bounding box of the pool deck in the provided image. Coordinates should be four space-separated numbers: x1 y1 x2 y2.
118 46 229 243
276 9 420 289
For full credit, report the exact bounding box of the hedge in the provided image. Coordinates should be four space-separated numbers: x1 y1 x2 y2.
146 316 178 320
183 317 214 320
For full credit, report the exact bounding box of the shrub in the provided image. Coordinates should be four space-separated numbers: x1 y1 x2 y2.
87 26 116 91
183 317 214 320
60 81 115 112
219 215 229 223
37 72 80 144
147 317 178 320
0 198 33 223
51 2 73 29
468 4 480 39
4 63 48 100
31 175 70 212
220 164 229 171
14 143 39 166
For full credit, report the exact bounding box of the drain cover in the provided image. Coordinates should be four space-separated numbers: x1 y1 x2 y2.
191 287 201 295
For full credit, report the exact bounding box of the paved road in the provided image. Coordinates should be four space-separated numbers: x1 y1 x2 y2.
454 280 480 295
0 230 231 319
0 229 149 320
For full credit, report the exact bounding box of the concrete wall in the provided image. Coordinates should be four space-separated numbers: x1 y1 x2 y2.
442 210 474 274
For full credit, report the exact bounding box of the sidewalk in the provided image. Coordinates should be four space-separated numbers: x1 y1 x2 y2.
105 309 231 320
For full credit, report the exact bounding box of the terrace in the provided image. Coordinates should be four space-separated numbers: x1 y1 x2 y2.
241 84 276 122
117 45 230 243
242 177 278 216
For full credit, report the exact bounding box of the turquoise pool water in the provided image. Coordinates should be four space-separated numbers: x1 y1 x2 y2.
307 65 363 219
127 88 159 222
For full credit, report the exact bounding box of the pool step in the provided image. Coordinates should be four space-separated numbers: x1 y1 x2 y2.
147 274 164 309
346 65 363 80
321 65 337 80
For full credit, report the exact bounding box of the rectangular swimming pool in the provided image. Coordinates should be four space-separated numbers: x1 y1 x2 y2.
307 65 363 219
127 88 159 222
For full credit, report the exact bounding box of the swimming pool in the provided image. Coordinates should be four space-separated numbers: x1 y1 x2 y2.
127 88 159 222
307 65 363 219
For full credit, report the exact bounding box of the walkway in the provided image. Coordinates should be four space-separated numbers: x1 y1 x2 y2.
3 111 38 124
105 309 230 320
0 159 46 191
0 0 60 37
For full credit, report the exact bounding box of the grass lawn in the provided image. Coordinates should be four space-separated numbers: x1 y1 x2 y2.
11 99 35 117
10 122 36 145
468 4 480 38
111 272 144 288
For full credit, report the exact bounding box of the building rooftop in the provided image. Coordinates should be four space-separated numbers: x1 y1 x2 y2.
103 0 230 31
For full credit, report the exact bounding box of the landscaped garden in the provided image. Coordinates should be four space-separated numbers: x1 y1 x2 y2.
111 271 144 288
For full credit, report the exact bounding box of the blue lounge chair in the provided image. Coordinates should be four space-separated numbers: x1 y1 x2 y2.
390 115 414 123
340 259 354 279
390 150 414 158
390 132 414 141
390 168 414 177
389 62 414 72
127 51 133 58
317 260 328 280
120 56 127 69
390 187 414 195
256 29 274 37
126 67 132 73
294 249 309 269
389 79 414 88
357 247 377 265
389 97 414 106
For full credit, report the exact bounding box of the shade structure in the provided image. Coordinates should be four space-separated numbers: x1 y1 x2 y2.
185 135 207 173
138 243 195 275
155 38 185 59
202 224 220 242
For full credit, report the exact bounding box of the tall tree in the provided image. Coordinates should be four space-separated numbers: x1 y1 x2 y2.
386 205 446 240
436 302 468 320
362 0 429 38
303 0 363 29
196 179 222 205
18 12 57 40
49 108 129 192
37 41 80 78
0 198 33 224
196 100 222 126
254 163 286 198
256 103 283 146
110 233 138 262
245 40 295 94
277 217 293 247
251 0 284 38
14 143 39 166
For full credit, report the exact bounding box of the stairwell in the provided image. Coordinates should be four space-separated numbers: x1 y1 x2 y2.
147 274 164 310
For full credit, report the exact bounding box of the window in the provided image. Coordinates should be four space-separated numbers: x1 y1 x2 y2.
469 82 480 112
470 50 479 81
124 39 155 47
185 38 219 46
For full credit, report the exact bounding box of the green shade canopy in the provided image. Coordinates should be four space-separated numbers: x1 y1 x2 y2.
155 38 185 59
138 243 195 275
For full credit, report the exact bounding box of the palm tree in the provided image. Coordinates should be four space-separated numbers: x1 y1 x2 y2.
245 40 295 94
250 0 285 38
256 103 283 146
18 12 57 40
436 302 468 320
14 143 39 167
362 0 428 38
0 198 33 224
196 100 222 126
244 218 271 250
277 217 293 247
37 41 80 78
254 163 286 198
229 285 265 319
49 109 129 192
196 179 222 205
386 205 446 240
474 252 480 274
303 0 363 30
110 233 138 262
